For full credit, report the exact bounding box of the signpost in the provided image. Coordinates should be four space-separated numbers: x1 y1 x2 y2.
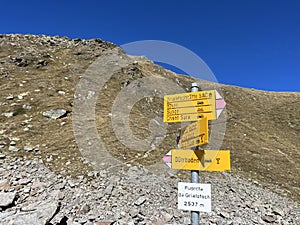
180 117 208 149
163 149 231 171
189 83 201 224
162 83 228 224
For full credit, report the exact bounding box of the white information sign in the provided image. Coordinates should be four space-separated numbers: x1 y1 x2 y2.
178 182 211 212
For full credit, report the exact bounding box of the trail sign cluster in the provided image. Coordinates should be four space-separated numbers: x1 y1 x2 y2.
164 90 226 122
162 89 230 215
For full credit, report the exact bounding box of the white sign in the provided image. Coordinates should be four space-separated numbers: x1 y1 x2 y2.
178 182 211 212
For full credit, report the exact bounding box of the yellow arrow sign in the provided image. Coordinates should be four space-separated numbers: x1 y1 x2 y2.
171 149 230 171
167 98 212 109
167 105 214 116
180 117 208 149
164 90 218 122
163 113 211 123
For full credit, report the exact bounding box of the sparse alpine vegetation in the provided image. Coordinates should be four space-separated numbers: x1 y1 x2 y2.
0 34 299 224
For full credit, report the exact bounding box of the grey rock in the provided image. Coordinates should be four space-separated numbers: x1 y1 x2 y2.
9 146 20 152
36 59 48 68
272 207 285 216
42 109 68 120
134 196 146 206
75 218 87 224
80 204 90 213
261 215 276 223
219 211 230 218
104 184 114 195
23 186 31 193
99 170 107 178
0 211 17 222
56 191 65 200
31 181 46 190
0 152 6 159
56 180 66 190
0 179 10 191
17 93 26 99
22 104 32 109
57 90 66 95
18 178 31 185
10 137 20 142
6 94 14 100
0 192 16 207
2 112 14 117
163 212 173 222
87 171 94 177
24 146 34 152
9 141 17 146
4 200 59 225
68 222 81 225
129 208 139 217
67 179 76 188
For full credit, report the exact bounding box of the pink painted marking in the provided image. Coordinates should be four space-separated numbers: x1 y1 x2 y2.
216 99 226 109
162 155 171 163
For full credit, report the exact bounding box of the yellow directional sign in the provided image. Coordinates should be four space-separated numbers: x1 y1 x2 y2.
167 105 214 115
171 149 231 171
180 117 208 149
167 98 212 108
163 113 210 123
164 90 217 122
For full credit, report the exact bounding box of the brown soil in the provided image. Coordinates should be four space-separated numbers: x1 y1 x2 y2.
0 34 299 202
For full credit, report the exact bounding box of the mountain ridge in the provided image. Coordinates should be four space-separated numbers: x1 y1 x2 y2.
0 33 299 208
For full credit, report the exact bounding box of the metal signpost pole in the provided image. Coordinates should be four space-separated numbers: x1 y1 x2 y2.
190 82 200 225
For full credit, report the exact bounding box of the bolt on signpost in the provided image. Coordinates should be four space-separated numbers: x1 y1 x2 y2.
163 83 229 225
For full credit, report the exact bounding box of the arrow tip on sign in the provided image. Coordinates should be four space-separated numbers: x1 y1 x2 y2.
216 108 224 119
215 90 222 100
162 151 172 168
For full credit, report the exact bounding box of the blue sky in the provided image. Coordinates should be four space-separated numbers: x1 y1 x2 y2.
1 0 299 92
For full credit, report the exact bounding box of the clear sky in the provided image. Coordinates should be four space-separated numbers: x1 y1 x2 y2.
1 0 299 92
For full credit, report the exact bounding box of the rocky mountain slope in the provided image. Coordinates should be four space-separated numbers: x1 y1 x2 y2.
0 34 299 224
